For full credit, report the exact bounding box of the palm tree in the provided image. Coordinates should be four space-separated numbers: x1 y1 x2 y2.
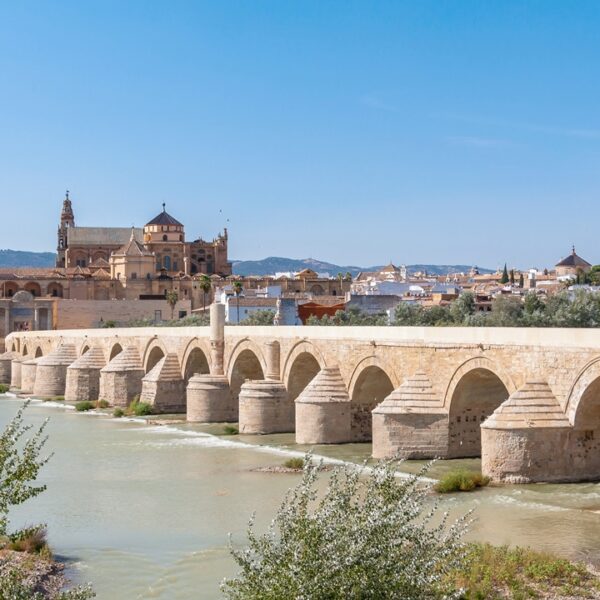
165 289 179 321
232 280 243 323
199 275 212 313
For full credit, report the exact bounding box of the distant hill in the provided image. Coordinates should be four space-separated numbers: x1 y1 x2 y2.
0 249 56 268
232 257 493 277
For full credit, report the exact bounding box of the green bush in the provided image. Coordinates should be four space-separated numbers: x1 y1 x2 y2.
96 399 109 409
222 458 469 599
48 396 64 402
7 525 49 556
222 425 239 435
0 384 9 394
435 470 490 494
282 457 304 470
128 400 152 416
447 543 599 599
112 407 124 418
75 401 94 412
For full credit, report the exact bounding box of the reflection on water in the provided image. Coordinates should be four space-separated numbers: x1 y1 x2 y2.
2 396 600 599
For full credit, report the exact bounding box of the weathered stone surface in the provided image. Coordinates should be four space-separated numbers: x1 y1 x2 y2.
296 367 351 444
186 375 235 422
10 356 23 390
140 353 185 413
239 380 292 434
0 351 18 385
482 381 572 483
65 347 107 403
33 345 77 398
372 371 448 459
20 357 39 394
99 346 144 407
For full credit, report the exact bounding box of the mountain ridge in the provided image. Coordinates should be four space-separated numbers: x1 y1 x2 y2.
0 249 493 277
232 256 493 277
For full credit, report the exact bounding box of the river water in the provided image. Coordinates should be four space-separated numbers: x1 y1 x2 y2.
3 395 600 599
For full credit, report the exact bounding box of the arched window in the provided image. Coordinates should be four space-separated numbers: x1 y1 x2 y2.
164 256 171 270
179 234 183 241
162 234 168 241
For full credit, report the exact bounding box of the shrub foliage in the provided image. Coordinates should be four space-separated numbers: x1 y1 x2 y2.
222 458 469 599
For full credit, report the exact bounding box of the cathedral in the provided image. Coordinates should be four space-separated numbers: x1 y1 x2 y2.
56 192 231 277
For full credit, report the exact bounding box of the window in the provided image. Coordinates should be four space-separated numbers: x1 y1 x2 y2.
76 258 86 267
164 256 171 270
154 310 162 322
178 310 187 319
179 235 183 241
162 234 168 241
173 261 178 271
131 273 137 279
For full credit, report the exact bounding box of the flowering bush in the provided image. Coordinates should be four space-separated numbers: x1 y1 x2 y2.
222 457 470 599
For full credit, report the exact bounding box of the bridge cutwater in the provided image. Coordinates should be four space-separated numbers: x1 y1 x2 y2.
3 303 600 484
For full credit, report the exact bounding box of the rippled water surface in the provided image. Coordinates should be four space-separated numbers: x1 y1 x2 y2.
2 395 600 599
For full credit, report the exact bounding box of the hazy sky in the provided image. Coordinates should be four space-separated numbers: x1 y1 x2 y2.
1 1 599 269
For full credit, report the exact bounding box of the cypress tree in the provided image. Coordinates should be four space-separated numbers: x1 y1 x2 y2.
510 269 515 285
500 263 509 284
519 272 524 288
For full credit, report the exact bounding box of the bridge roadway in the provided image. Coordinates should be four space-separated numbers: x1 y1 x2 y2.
3 304 600 483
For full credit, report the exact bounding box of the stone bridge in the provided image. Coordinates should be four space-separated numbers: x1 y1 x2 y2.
3 304 600 484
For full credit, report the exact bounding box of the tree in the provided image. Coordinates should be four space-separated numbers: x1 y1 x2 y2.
488 295 523 326
449 292 475 324
165 289 179 320
232 280 244 323
500 263 509 284
394 302 425 325
199 275 212 314
239 310 275 326
519 272 524 288
0 402 50 536
590 265 600 286
509 269 515 285
222 458 469 599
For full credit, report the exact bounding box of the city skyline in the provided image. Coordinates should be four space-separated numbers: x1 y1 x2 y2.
1 2 599 267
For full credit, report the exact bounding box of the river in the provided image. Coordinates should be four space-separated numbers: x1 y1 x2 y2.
2 395 600 599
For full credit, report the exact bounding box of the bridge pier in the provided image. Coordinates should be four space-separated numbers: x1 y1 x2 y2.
33 345 78 398
20 357 38 395
140 353 186 413
239 380 292 434
187 375 235 422
482 381 572 483
295 367 351 444
10 355 24 390
65 347 107 403
99 346 144 407
372 372 448 459
0 351 17 384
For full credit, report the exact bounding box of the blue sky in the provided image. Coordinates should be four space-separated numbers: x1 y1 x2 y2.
1 1 599 269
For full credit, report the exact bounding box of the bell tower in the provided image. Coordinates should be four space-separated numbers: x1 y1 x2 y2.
56 190 75 267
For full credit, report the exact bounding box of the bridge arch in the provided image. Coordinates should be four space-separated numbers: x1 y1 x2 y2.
565 357 600 427
22 345 28 357
34 346 43 358
348 356 396 442
227 340 266 406
109 343 123 361
445 356 515 458
282 341 326 402
144 341 167 373
181 339 211 382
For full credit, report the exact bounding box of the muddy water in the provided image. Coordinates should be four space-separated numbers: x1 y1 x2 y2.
2 396 600 599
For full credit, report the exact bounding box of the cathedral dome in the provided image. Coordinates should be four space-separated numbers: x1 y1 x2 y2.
145 204 183 228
